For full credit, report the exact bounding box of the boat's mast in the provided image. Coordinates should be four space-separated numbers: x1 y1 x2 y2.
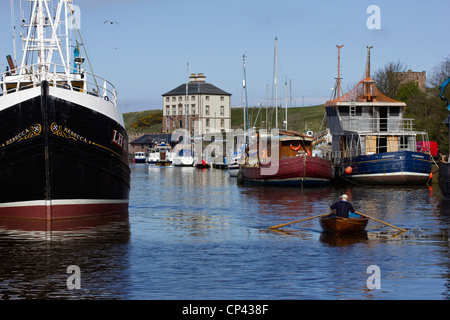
64 0 70 70
37 0 46 71
243 54 249 137
266 84 269 130
185 62 189 141
366 46 373 79
336 45 344 99
10 0 18 65
284 77 288 130
274 37 278 129
244 55 249 135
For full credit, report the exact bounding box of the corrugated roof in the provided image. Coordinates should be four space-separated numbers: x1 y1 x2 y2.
162 82 231 97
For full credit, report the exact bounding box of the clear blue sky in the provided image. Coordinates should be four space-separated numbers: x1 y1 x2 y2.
1 0 449 113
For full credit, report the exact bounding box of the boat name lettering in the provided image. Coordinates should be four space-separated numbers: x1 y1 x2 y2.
112 130 127 151
412 155 424 159
381 155 394 159
51 122 87 143
4 124 42 146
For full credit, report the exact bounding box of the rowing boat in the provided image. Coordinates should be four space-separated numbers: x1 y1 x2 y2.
320 213 368 235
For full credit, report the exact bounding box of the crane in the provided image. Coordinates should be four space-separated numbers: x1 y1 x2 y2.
439 77 450 112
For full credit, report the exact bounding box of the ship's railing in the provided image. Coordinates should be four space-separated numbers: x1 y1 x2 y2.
322 133 432 165
341 117 416 133
0 63 117 106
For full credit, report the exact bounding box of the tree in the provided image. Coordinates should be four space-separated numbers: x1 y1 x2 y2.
429 54 450 88
395 81 423 102
403 88 448 153
373 60 408 99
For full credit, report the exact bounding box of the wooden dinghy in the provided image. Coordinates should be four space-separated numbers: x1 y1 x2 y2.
320 213 368 235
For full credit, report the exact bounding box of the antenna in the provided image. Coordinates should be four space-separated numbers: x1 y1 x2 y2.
336 45 344 99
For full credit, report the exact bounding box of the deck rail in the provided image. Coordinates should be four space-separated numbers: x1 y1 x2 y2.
0 63 117 106
341 117 417 133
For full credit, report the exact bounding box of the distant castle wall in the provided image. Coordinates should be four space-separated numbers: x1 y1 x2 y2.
395 70 426 92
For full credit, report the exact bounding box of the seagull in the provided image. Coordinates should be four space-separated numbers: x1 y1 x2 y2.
104 20 120 26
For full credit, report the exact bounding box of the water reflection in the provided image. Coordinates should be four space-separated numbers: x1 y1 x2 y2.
0 214 130 300
319 232 369 247
2 165 450 299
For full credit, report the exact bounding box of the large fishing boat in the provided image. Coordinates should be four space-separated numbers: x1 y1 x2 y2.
0 0 130 220
238 130 333 186
324 47 432 185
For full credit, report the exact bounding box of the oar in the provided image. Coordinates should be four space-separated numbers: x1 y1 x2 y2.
356 212 407 232
269 213 330 230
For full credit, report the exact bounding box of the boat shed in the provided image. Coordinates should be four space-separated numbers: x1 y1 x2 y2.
129 133 179 154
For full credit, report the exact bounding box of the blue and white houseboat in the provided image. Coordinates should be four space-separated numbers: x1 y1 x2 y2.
324 47 432 186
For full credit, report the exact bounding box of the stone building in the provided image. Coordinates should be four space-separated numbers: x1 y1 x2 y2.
162 73 232 136
396 70 426 92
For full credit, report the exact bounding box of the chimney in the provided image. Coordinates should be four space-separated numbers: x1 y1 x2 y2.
189 73 206 83
196 73 206 82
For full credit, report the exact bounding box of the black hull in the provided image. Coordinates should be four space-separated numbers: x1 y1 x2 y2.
439 161 450 199
0 82 130 220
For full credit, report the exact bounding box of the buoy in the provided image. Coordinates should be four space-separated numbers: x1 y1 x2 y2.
345 166 353 174
429 172 433 180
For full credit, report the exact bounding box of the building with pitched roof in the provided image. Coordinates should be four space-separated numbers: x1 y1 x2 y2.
162 73 232 136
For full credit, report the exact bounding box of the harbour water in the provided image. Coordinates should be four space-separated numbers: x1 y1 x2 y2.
1 164 450 300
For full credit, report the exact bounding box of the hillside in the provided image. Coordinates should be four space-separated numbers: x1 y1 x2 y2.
123 104 328 135
231 105 327 133
123 110 163 134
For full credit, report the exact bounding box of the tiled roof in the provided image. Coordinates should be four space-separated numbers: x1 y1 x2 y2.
130 134 175 144
162 82 231 97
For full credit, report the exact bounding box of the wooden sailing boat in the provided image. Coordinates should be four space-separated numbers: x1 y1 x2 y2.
238 38 332 186
239 129 333 186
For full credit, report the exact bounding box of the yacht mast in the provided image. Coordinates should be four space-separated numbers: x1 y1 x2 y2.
243 54 249 136
273 37 278 129
185 62 189 140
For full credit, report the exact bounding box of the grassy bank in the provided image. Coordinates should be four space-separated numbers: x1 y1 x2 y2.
124 104 327 135
231 104 327 133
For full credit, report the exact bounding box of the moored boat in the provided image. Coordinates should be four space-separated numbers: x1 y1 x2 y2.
239 130 333 186
148 143 174 165
134 152 147 163
228 162 240 177
195 158 211 169
320 213 368 235
324 46 432 186
0 0 130 220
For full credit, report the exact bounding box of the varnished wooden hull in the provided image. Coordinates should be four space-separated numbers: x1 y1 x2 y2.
320 215 368 235
240 154 332 186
